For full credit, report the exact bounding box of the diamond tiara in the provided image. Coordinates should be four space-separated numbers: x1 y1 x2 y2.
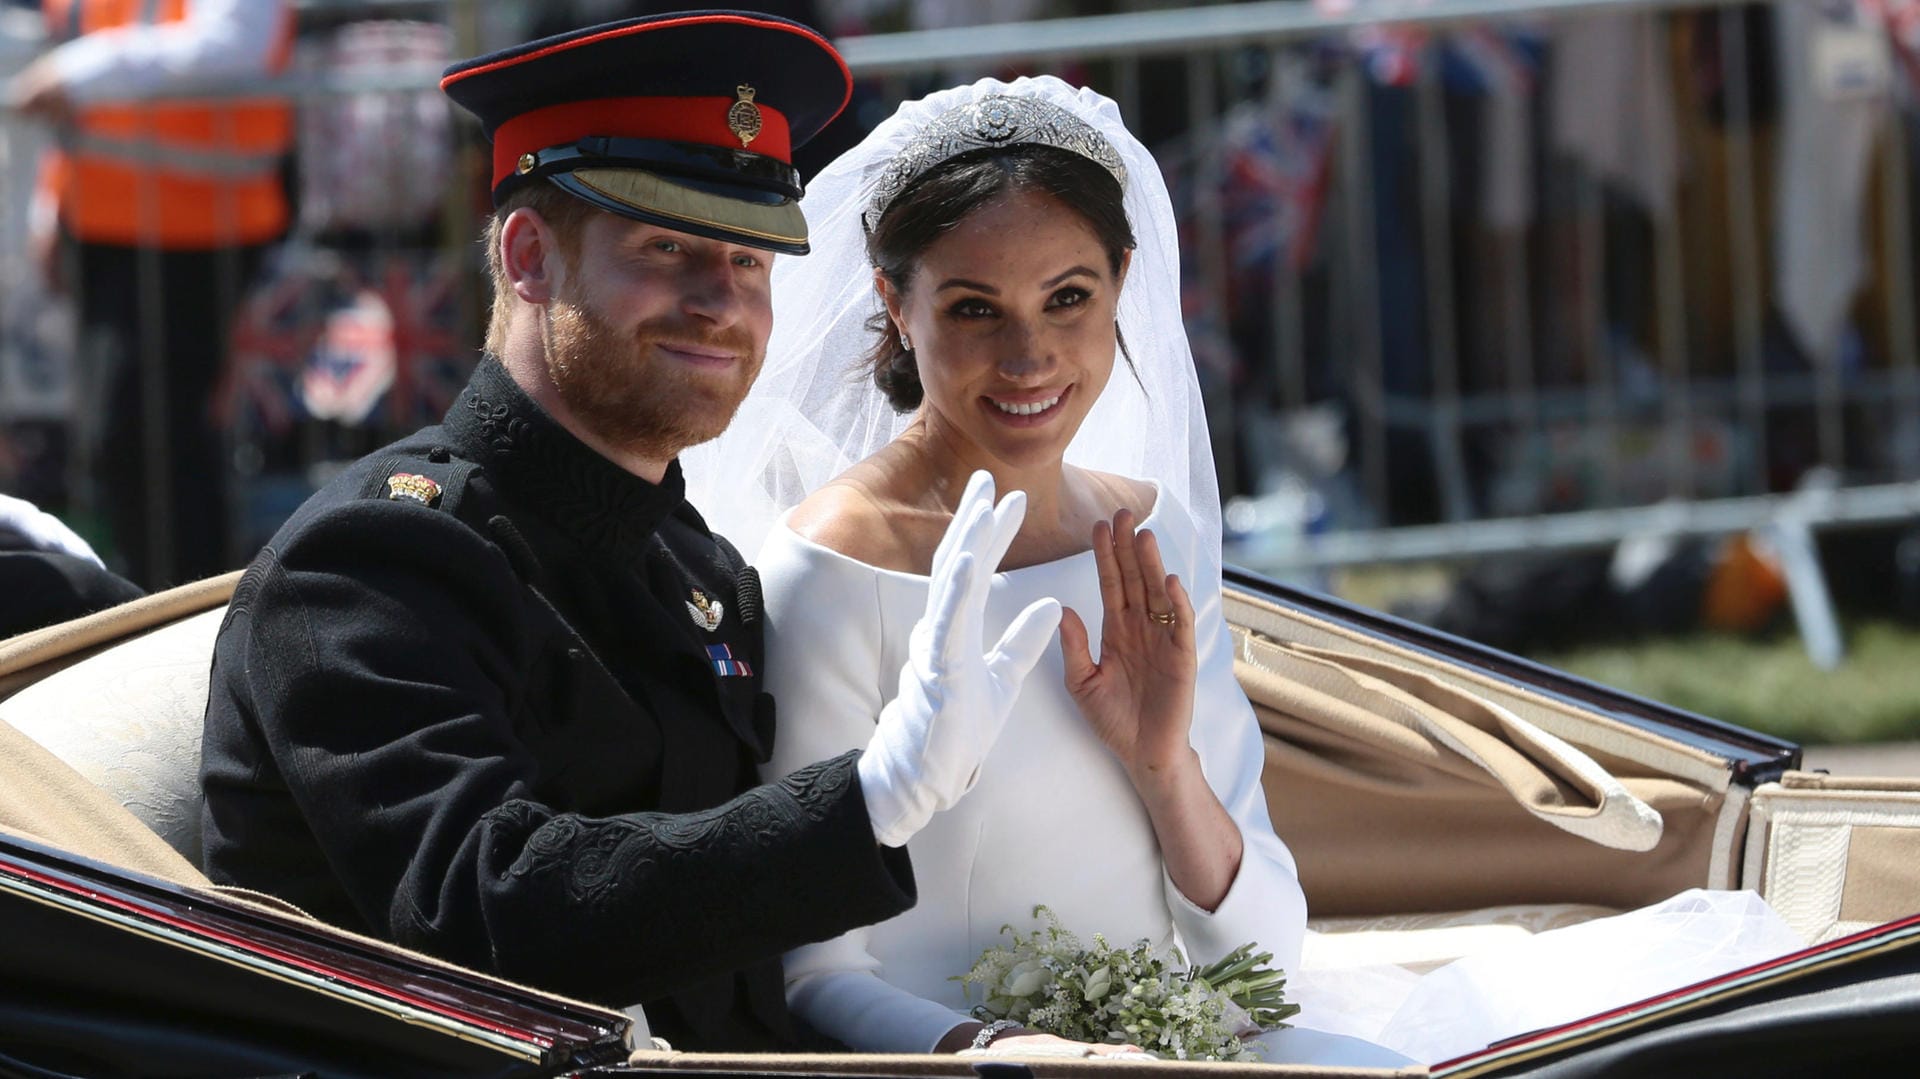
862 94 1129 232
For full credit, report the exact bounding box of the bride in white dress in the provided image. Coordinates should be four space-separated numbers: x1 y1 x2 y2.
691 76 1319 1059
684 76 1802 1065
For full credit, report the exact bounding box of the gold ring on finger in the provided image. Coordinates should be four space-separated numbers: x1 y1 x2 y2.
1147 609 1177 625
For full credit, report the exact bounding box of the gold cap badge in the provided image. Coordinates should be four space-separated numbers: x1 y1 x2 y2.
385 472 442 507
686 588 725 632
727 84 762 148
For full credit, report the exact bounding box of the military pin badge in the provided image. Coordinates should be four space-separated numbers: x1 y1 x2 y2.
686 588 725 632
384 472 442 507
728 84 762 147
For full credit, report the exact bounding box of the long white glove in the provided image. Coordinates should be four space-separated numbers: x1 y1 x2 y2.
858 472 1062 847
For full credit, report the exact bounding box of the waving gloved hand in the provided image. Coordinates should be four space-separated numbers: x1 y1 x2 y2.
858 472 1062 847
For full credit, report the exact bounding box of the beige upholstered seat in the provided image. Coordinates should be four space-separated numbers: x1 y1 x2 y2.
0 606 225 863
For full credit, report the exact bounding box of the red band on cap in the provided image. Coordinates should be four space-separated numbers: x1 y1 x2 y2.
442 13 850 113
492 95 792 189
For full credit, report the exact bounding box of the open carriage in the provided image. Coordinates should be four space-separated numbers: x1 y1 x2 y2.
2 566 1918 1077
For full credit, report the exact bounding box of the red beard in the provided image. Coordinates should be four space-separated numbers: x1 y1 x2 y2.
541 298 763 463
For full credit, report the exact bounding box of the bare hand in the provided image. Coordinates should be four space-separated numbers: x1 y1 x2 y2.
9 59 72 124
985 1030 1149 1058
29 216 62 296
1060 508 1198 781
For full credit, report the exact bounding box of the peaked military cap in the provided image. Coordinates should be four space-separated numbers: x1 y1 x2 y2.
441 10 852 255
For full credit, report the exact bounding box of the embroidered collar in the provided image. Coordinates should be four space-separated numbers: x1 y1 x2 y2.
441 354 687 554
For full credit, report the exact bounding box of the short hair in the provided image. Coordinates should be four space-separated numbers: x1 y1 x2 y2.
482 182 596 354
862 143 1136 413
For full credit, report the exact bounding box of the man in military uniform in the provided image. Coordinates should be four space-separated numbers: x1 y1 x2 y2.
198 12 1061 1051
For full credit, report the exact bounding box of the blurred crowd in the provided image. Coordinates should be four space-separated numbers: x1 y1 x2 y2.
5 0 1920 660
0 0 1095 596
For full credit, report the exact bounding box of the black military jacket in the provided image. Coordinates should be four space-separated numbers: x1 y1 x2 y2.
200 356 914 1050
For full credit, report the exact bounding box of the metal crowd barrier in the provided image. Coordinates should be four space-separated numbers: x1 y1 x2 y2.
841 0 1920 667
3 0 1914 664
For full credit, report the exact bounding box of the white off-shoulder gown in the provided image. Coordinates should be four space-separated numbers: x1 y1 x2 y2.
753 487 1803 1067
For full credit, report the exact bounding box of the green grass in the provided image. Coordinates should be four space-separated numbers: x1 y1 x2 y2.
1332 563 1920 746
1531 620 1920 746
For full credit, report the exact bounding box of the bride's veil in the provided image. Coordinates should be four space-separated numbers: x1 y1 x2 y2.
683 75 1221 570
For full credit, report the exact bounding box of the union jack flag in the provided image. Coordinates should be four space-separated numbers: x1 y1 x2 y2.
1315 0 1541 93
1314 0 1429 85
1352 22 1429 87
217 251 313 437
1441 24 1544 95
372 252 470 430
217 247 474 437
1217 47 1342 276
303 288 396 425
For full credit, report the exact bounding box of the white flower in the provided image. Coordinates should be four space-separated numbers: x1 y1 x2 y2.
1005 960 1050 998
1084 966 1112 1001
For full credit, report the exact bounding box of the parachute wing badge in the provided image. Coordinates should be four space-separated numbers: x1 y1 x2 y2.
686 588 725 632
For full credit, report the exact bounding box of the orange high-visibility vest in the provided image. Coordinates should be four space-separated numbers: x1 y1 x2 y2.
39 0 295 248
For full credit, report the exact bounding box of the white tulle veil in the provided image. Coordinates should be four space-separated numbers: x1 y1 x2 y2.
683 75 1221 568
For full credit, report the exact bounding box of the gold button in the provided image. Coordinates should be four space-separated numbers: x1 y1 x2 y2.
516 152 537 174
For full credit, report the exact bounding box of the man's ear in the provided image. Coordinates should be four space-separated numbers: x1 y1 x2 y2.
501 207 560 305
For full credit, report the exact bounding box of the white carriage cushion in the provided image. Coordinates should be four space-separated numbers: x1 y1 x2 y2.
0 606 225 864
1304 902 1617 975
0 570 239 694
1745 772 1920 944
0 715 209 888
0 707 635 1036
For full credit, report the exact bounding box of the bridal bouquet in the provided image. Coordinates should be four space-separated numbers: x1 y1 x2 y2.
954 906 1300 1061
